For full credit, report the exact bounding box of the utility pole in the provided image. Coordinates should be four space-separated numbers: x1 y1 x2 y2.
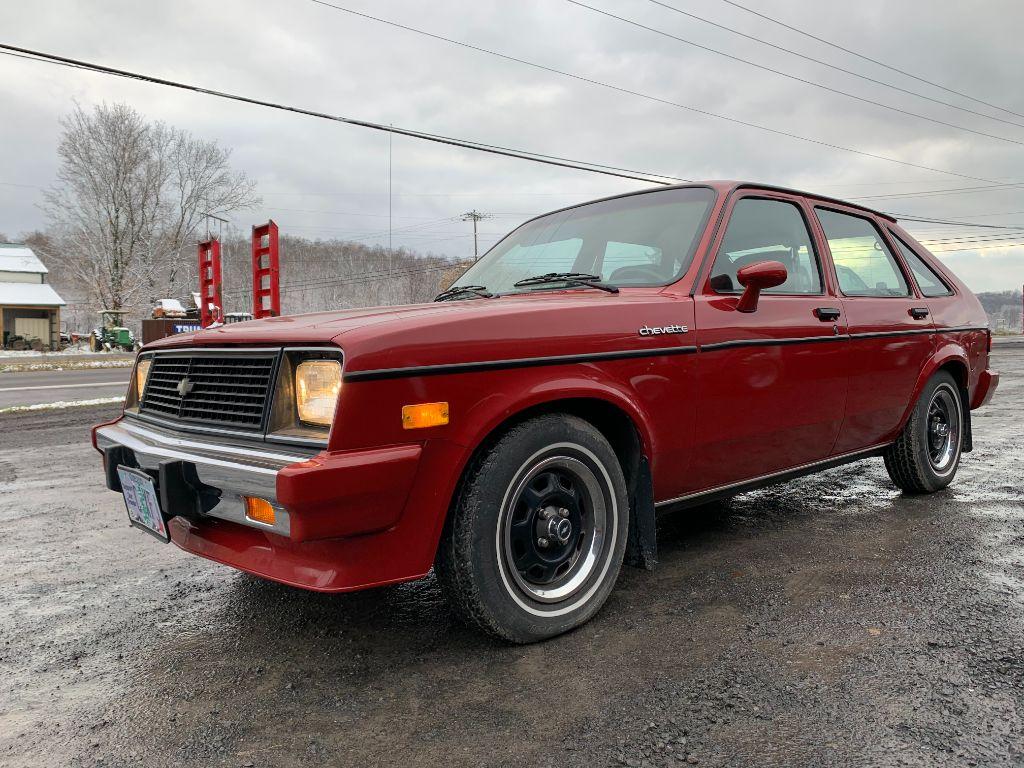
461 209 492 260
388 124 393 256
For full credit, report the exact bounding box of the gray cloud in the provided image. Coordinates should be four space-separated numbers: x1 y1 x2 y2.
1 0 1022 291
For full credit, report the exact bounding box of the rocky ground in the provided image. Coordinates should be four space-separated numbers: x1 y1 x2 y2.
0 345 1020 767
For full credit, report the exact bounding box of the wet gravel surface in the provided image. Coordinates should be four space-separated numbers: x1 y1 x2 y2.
1 345 1021 767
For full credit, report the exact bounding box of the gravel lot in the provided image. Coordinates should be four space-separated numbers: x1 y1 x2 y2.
1 344 1021 767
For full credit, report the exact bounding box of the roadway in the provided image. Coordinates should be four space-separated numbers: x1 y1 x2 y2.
0 367 130 409
0 344 1020 767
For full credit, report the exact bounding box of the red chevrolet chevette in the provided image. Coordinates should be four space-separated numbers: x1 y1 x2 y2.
93 181 998 642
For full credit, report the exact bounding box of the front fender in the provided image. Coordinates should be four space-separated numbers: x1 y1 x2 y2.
451 374 657 459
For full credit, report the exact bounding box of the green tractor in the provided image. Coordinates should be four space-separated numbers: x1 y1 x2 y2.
89 310 136 352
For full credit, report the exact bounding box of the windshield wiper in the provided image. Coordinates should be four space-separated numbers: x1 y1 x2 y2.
434 284 494 302
513 272 619 294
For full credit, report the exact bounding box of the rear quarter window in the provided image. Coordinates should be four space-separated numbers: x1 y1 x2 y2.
890 234 954 297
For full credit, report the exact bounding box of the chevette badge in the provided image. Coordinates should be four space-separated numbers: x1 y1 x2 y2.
638 323 689 337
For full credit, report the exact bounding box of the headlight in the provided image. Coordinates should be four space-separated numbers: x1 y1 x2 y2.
135 358 152 400
295 359 342 426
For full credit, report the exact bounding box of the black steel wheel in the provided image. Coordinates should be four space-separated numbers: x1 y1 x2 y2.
885 371 964 493
436 414 629 643
925 384 961 475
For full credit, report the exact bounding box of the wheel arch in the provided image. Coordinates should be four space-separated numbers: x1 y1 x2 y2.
439 390 658 571
899 345 972 452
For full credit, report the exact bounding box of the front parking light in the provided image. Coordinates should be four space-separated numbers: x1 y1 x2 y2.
243 496 276 526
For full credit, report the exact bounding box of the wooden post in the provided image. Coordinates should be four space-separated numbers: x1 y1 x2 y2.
0 305 5 349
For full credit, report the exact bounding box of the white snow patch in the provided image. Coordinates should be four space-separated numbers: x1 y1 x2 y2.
0 397 123 414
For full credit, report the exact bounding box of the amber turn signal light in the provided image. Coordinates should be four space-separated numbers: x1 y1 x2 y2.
402 402 449 430
243 496 276 526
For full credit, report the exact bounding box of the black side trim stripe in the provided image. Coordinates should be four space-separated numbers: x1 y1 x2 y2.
342 325 989 382
700 334 842 352
935 325 990 333
848 328 933 340
343 345 699 382
700 325 989 352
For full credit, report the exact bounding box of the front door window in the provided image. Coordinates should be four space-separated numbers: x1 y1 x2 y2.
709 198 823 295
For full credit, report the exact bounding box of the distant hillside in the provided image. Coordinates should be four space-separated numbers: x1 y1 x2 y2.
977 290 1022 333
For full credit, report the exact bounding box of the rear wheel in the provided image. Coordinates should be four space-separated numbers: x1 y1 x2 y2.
884 371 964 493
436 414 628 643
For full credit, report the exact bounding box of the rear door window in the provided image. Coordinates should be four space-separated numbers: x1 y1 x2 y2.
891 235 954 297
815 209 910 297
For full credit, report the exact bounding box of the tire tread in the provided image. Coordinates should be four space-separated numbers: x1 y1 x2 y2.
884 372 960 494
436 413 626 643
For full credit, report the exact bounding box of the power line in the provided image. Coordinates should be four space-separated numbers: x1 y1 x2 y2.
921 233 1024 245
0 45 681 187
567 0 1024 147
262 206 449 220
891 214 1024 230
5 42 1020 238
717 0 1024 122
929 242 1024 254
642 0 1024 131
850 182 1024 203
302 0 1006 184
224 260 458 298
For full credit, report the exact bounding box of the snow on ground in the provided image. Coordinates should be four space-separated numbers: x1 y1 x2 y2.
0 345 97 357
0 396 123 415
0 359 134 373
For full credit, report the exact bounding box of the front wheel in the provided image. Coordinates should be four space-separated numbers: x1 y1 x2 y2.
436 414 629 643
884 371 964 493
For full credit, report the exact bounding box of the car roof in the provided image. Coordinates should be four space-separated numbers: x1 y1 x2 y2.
520 180 896 225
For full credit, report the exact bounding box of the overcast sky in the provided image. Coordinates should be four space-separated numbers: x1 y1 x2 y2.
1 0 1022 292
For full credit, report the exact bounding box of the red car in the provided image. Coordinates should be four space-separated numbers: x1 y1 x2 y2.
93 181 998 642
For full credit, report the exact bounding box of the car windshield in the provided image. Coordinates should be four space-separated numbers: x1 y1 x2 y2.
452 187 717 295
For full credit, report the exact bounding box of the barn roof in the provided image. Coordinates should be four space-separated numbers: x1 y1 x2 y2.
0 243 49 274
0 281 66 307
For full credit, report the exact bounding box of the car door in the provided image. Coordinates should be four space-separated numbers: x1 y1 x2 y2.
811 206 936 453
685 192 849 494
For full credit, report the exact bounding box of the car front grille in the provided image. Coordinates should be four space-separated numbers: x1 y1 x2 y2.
140 352 278 431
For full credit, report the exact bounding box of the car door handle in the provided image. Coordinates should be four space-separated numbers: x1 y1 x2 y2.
909 307 930 320
815 307 841 322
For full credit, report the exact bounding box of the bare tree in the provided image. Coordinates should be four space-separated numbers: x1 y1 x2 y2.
42 102 258 311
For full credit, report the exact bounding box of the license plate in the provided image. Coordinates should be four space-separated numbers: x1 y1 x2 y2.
117 466 170 543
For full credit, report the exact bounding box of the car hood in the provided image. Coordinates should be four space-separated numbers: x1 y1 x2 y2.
145 290 690 376
145 302 476 347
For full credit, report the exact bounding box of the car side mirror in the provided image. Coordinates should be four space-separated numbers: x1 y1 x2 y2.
735 260 787 313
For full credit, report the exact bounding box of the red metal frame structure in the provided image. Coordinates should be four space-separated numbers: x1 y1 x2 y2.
197 238 223 328
251 221 281 319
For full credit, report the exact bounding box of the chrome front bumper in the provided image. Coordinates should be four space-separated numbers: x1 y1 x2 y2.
94 418 319 537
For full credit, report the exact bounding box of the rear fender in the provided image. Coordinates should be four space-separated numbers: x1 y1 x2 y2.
897 344 973 452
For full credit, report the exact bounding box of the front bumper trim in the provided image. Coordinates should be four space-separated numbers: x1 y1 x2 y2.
95 418 319 537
